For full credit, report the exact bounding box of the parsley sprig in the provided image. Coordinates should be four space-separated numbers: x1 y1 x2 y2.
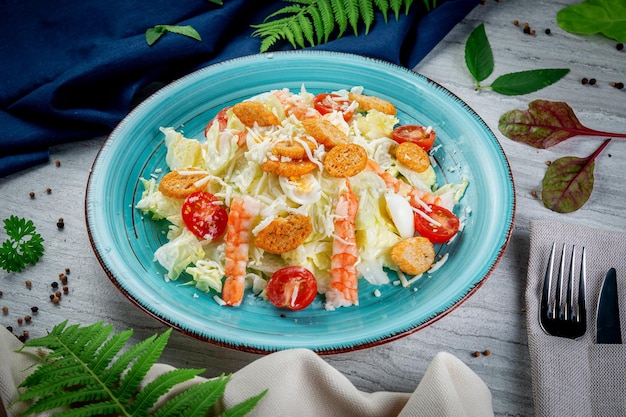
0 216 44 273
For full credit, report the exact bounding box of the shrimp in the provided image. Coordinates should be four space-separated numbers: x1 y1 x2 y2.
366 159 440 211
325 179 359 310
273 90 321 120
222 195 261 306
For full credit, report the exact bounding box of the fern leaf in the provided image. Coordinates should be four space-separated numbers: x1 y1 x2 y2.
358 0 375 34
263 4 305 21
305 4 324 43
374 0 390 22
298 9 317 46
152 375 229 417
15 322 266 416
114 329 171 404
287 18 306 48
405 0 415 14
90 329 134 374
218 389 268 417
330 0 348 37
390 0 402 19
128 368 205 416
317 0 335 42
343 0 361 35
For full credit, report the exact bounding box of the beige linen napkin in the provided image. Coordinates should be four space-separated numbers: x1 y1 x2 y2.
526 219 626 417
0 325 493 417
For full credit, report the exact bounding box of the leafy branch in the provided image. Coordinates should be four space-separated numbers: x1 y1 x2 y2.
465 24 569 95
557 0 626 43
14 321 266 416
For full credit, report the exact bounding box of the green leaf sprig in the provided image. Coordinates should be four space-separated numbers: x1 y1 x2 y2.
146 25 202 46
14 321 266 417
251 0 422 53
0 216 44 273
557 0 626 43
465 23 570 95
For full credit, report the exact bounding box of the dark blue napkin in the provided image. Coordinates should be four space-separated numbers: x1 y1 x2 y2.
0 0 480 177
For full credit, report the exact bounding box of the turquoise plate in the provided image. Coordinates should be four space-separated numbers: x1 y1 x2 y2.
86 51 515 354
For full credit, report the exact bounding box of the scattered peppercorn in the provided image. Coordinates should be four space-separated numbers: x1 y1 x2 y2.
17 317 23 325
30 306 39 313
46 187 52 194
22 330 29 338
18 334 27 342
24 315 32 323
57 218 65 229
6 326 13 332
483 349 491 356
55 160 61 167
513 20 519 26
49 294 55 301
29 191 35 199
617 43 624 51
63 285 69 294
523 26 531 34
2 306 8 314
545 160 552 166
581 78 589 85
589 78 596 85
545 28 551 35
55 291 62 298
51 281 59 289
472 351 481 357
52 296 60 304
25 280 32 289
531 190 538 198
611 82 624 89
529 29 536 36
65 267 71 275
0 290 3 297
59 274 68 284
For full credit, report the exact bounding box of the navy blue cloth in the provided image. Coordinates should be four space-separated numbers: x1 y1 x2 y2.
0 0 480 177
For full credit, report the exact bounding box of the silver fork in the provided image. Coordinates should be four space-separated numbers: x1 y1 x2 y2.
540 243 587 339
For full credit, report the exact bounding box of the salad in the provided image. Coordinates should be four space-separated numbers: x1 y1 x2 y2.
136 86 468 311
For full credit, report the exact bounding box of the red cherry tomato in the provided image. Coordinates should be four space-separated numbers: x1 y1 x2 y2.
413 204 460 244
181 191 228 241
392 125 436 151
267 266 318 310
204 106 231 137
313 93 355 121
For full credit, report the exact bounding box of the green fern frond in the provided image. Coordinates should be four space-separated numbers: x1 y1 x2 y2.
14 321 265 417
252 0 421 52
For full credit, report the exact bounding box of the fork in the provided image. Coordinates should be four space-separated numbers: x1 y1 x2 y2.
540 243 587 339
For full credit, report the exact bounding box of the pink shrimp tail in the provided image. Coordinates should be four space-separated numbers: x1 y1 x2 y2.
326 179 359 309
366 158 435 209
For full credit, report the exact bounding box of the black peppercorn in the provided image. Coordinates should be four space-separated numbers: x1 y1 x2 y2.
617 43 624 51
589 78 596 85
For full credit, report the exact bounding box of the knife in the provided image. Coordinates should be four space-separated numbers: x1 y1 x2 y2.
596 268 622 344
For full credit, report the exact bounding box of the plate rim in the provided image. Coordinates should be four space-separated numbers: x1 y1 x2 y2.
85 50 516 354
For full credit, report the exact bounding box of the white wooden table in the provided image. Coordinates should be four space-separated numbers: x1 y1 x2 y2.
2 1 624 415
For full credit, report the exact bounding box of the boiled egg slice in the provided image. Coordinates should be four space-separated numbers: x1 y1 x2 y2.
279 173 322 205
384 191 415 238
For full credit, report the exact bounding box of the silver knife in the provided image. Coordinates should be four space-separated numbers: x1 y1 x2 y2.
596 267 622 344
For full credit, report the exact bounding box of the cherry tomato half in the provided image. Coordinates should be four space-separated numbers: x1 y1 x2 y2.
204 106 231 137
181 191 228 241
413 204 460 244
313 93 355 121
392 125 436 151
267 266 318 310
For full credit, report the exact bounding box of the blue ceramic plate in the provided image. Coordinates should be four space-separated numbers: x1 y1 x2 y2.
86 51 515 354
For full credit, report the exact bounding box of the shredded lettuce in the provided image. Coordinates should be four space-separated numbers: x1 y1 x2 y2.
153 227 205 280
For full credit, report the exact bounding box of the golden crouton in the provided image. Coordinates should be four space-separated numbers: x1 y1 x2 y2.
271 138 316 160
395 142 430 173
260 159 318 177
158 169 209 199
348 92 396 115
255 213 313 254
301 118 347 148
323 143 368 178
232 101 281 127
390 237 435 275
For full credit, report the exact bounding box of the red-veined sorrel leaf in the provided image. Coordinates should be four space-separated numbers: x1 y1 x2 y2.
498 100 626 148
541 139 611 213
